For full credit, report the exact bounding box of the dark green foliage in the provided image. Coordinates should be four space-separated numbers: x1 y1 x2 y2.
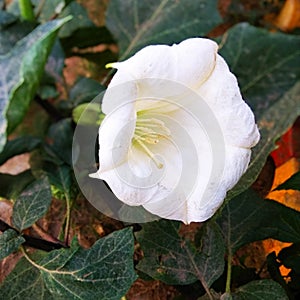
0 1 299 299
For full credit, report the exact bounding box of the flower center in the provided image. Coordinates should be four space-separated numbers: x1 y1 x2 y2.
132 117 170 169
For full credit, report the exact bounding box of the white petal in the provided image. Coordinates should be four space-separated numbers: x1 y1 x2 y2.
98 141 175 206
223 145 252 190
141 103 215 223
114 44 177 80
172 38 218 88
101 78 137 115
143 190 188 222
183 145 251 223
98 101 136 172
197 55 260 149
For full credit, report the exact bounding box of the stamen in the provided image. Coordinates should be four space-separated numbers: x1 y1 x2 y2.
132 116 171 169
134 135 163 169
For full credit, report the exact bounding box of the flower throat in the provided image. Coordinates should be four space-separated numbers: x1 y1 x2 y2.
132 117 170 169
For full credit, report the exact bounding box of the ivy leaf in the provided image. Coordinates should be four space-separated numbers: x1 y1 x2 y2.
106 0 222 59
0 170 35 200
136 220 224 287
231 280 288 300
12 177 52 231
0 229 25 260
0 255 56 299
275 172 300 191
0 136 41 166
217 189 300 254
218 24 300 197
0 17 70 153
0 228 137 300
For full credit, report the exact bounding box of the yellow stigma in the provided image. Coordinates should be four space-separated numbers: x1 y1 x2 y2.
132 118 170 169
105 62 116 69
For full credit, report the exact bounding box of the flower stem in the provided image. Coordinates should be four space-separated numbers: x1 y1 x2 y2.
225 250 232 294
64 194 71 246
19 0 35 21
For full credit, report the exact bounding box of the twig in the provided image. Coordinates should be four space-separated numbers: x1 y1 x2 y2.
64 195 71 246
32 223 64 245
0 219 67 251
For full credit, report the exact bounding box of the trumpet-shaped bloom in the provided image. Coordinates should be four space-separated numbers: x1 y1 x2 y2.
91 38 260 224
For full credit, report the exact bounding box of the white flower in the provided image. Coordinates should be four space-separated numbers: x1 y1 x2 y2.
91 38 260 224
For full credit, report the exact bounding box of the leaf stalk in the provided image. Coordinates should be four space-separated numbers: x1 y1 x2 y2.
225 251 232 294
19 0 35 21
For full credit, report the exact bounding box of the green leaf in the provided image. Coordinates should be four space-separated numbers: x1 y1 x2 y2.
275 172 300 191
218 24 300 197
0 229 25 260
45 118 73 165
12 177 52 231
5 0 21 16
217 189 266 254
136 220 224 287
0 136 41 165
231 280 288 300
0 9 18 27
0 256 55 299
0 228 137 299
72 103 104 126
217 189 300 254
58 2 94 38
0 170 35 199
0 19 35 54
43 40 65 85
44 163 74 200
106 0 222 59
70 77 105 106
60 26 114 51
258 200 300 243
37 85 59 100
0 18 70 153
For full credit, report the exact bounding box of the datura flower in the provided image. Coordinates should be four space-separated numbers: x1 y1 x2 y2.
91 38 260 224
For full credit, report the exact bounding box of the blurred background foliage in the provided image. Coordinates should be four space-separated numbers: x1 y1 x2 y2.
0 0 299 299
